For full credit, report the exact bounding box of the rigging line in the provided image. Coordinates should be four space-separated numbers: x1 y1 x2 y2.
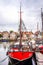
22 21 31 45
18 20 30 47
22 21 27 31
0 56 8 63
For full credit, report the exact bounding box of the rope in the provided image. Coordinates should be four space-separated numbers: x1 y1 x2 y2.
37 60 43 63
0 56 8 63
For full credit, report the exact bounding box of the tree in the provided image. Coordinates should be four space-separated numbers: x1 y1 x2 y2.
0 34 3 38
10 30 14 33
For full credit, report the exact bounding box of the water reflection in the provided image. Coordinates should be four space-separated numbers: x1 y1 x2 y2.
0 42 11 65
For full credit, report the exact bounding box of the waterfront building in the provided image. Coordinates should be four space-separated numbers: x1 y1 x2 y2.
10 32 17 40
2 31 9 39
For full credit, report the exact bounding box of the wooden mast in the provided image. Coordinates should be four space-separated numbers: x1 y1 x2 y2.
41 8 43 44
19 2 22 48
41 8 43 32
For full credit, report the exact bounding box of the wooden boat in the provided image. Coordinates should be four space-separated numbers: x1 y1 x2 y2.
7 44 34 65
7 3 37 65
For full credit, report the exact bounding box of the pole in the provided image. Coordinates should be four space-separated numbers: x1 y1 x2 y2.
19 2 22 49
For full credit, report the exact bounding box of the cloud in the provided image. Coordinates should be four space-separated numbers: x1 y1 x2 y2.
0 0 43 32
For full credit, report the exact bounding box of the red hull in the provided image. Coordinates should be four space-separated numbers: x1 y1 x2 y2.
8 52 33 61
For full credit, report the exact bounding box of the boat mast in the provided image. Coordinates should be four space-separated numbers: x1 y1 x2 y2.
41 8 43 44
19 2 22 47
41 8 43 32
37 22 39 32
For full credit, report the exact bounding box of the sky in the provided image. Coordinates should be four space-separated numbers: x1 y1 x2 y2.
0 0 43 32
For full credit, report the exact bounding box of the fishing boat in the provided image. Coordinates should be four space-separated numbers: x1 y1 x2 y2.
7 3 38 65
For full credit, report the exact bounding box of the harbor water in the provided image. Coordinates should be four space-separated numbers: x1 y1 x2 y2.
0 42 9 65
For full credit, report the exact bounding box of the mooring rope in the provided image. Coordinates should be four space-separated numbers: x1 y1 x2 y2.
0 56 8 63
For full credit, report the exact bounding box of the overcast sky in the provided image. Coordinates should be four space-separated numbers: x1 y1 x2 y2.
0 0 43 32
